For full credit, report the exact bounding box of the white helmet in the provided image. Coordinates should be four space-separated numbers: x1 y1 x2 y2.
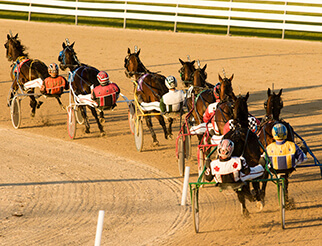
218 139 234 159
165 76 177 89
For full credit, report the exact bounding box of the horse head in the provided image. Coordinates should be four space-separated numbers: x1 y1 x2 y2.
178 58 196 86
4 33 27 61
192 62 207 88
124 47 149 79
265 88 283 120
58 40 81 71
233 92 249 128
218 74 236 102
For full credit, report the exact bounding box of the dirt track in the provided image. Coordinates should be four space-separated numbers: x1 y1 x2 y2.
0 19 321 245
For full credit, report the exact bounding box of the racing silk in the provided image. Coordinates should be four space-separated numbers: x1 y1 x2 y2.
209 157 244 183
42 76 67 95
225 116 260 134
203 101 220 124
267 140 305 170
160 89 185 112
92 83 120 108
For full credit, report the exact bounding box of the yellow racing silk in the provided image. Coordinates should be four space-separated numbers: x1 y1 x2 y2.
267 141 296 170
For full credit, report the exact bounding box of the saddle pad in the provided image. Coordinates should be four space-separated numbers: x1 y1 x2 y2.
137 74 149 92
140 101 161 112
24 78 43 89
77 94 98 107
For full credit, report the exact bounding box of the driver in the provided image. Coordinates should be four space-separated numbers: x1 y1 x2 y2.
205 139 264 183
40 63 68 95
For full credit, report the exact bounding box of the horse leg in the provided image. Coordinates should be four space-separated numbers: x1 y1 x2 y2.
155 115 168 141
281 174 294 210
99 111 105 124
29 95 38 117
145 116 159 146
251 182 264 211
89 106 105 136
165 117 174 140
81 106 90 133
236 190 250 218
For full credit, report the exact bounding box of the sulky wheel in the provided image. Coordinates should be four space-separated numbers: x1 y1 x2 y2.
192 187 200 233
67 106 77 140
183 127 191 160
10 96 21 129
198 148 205 183
178 136 185 176
134 117 144 152
279 180 286 229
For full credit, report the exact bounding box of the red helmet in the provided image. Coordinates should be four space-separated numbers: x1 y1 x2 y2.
214 82 220 100
218 139 234 159
97 71 110 86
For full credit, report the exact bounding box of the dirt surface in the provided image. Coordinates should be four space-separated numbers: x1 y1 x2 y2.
0 19 321 246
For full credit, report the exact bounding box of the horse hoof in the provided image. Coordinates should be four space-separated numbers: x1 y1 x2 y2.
241 205 250 217
152 141 159 147
256 201 264 211
84 129 90 134
167 134 173 140
61 105 66 110
285 198 296 210
100 132 106 137
30 112 35 118
37 101 43 109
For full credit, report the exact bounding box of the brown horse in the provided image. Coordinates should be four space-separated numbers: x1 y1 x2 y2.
4 33 60 117
58 40 105 135
178 58 196 87
223 93 265 216
124 47 169 145
257 88 295 206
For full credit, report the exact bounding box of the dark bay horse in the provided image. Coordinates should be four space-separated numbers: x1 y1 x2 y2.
4 33 56 117
124 47 169 146
223 93 265 216
257 88 294 148
257 88 295 206
58 40 105 136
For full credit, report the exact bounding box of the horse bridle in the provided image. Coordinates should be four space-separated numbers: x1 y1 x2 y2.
178 65 194 84
124 54 146 77
59 45 81 69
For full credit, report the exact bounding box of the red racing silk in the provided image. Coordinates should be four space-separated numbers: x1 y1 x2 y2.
92 83 120 108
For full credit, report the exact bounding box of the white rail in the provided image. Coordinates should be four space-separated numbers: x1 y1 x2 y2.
1 0 321 38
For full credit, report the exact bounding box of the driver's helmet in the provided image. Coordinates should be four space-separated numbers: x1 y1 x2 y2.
97 71 110 86
214 82 221 100
165 76 177 89
218 139 234 159
272 123 288 141
48 63 59 77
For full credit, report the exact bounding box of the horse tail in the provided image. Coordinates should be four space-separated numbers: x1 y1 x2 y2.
30 59 49 80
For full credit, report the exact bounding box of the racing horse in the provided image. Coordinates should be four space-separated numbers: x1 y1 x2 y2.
58 39 105 136
257 88 295 206
4 33 62 117
124 47 169 145
223 93 265 216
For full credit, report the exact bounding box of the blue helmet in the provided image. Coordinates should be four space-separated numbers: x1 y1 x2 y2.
272 123 287 140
